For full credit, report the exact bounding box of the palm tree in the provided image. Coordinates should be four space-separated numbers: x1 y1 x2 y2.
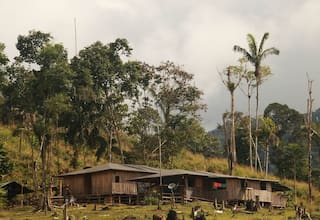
233 33 279 170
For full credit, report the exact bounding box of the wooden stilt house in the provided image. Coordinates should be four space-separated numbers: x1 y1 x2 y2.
130 169 290 208
54 163 290 207
54 163 158 204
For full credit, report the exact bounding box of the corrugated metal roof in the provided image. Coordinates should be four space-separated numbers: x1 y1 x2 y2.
55 162 290 191
129 169 284 184
56 163 159 177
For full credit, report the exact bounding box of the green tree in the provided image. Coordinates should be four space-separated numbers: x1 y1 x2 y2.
128 106 161 163
179 118 220 157
1 61 32 124
0 143 13 176
0 43 9 91
13 30 73 212
234 112 250 165
69 40 150 163
272 143 307 181
149 61 206 163
234 33 279 170
16 30 51 63
264 103 304 143
240 70 255 169
259 116 278 176
0 43 9 65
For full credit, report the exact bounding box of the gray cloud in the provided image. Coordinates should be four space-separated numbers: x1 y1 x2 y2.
1 0 320 130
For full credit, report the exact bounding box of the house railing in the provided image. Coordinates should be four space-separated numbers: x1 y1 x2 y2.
239 188 272 202
271 193 287 207
112 182 138 195
186 187 272 203
186 187 214 201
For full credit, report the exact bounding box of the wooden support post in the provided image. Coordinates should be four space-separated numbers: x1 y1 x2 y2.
59 179 63 196
214 198 217 209
63 204 67 220
256 195 261 209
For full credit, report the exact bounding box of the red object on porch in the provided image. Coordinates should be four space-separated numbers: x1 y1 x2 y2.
213 182 222 188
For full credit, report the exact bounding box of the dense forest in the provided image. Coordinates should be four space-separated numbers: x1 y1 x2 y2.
0 30 319 208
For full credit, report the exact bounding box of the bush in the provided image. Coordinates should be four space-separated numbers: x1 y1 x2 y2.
0 188 7 207
144 190 159 205
0 143 13 175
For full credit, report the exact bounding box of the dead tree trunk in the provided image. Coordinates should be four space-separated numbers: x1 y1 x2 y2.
223 113 231 174
305 78 313 207
230 90 237 165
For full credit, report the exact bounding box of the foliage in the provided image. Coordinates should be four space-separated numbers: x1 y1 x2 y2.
67 40 152 164
0 187 7 208
0 43 9 65
234 32 279 171
272 143 308 180
127 106 161 163
0 143 13 176
16 30 52 64
234 113 251 165
0 42 9 91
233 33 279 81
264 103 305 143
148 61 207 162
143 190 160 205
258 116 278 175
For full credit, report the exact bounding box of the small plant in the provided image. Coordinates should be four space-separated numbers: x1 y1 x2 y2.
144 190 159 205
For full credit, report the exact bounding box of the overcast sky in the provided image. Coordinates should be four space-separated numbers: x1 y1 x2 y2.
1 0 320 130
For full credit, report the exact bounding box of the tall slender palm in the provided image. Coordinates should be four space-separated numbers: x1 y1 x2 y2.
233 33 279 170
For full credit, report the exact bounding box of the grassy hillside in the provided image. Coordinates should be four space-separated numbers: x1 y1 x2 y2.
0 124 319 210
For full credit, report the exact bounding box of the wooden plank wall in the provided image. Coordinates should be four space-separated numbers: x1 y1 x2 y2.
112 182 137 195
194 177 203 188
91 171 150 195
64 175 85 195
247 180 260 189
226 179 241 200
91 171 112 194
212 179 272 203
271 193 287 207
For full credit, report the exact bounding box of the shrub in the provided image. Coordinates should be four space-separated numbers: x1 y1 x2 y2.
0 188 7 207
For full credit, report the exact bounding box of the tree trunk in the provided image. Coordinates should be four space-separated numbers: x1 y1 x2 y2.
109 131 113 163
248 93 253 170
40 135 47 213
306 79 313 207
223 113 231 174
265 144 269 176
115 129 124 164
83 144 86 167
31 139 39 196
255 82 259 171
230 91 237 165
